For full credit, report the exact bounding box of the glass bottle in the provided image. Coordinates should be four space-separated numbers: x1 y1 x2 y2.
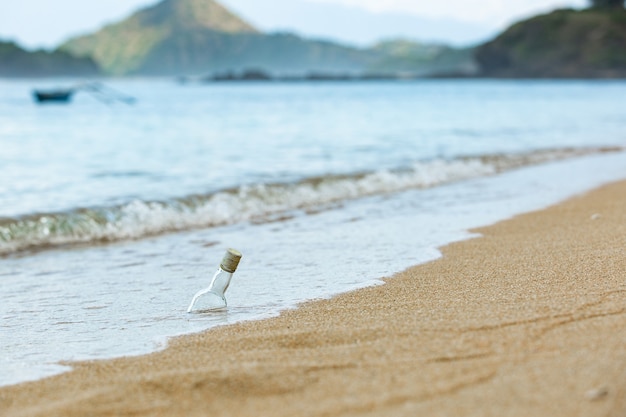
187 248 242 313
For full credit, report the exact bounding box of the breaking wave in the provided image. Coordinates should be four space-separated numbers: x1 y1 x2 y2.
0 147 619 256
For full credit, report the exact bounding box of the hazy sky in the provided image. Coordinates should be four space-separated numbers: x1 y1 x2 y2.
0 0 587 49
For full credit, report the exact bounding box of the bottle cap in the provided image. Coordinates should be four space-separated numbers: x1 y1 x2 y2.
220 248 242 273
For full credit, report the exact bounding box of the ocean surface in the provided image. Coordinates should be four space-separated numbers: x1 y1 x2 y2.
1 79 625 387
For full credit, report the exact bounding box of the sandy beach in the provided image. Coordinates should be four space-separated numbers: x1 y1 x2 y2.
2 179 625 417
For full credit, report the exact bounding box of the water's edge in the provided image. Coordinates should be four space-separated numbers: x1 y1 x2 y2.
3 151 625 388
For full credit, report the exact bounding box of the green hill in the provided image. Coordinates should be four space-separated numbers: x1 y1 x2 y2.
60 0 477 77
368 39 477 76
60 0 257 75
135 30 377 76
60 0 377 76
0 40 100 78
475 7 626 78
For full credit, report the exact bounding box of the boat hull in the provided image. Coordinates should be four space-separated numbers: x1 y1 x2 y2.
33 90 74 103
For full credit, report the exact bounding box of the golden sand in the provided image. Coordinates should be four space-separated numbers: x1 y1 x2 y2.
2 180 625 417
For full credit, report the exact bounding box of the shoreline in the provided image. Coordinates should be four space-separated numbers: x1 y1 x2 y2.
2 180 626 416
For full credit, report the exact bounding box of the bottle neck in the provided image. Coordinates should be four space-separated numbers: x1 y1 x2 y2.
217 267 233 276
207 267 233 295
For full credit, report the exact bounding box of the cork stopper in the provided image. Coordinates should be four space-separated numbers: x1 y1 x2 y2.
220 248 242 273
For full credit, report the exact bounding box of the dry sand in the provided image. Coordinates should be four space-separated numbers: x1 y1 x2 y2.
1 180 625 417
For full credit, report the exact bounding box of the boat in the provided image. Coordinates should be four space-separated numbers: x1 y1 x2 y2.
33 89 74 103
31 83 135 105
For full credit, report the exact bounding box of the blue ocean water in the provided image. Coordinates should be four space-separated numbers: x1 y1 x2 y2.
1 79 625 386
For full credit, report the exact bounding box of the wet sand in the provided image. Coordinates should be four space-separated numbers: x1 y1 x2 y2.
2 180 625 417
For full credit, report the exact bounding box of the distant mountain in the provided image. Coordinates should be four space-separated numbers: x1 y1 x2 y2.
59 0 476 77
60 0 378 76
60 0 257 75
475 7 626 78
369 40 477 76
0 40 100 78
7 0 624 79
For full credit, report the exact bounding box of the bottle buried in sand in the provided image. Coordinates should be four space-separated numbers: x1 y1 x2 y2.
187 248 242 313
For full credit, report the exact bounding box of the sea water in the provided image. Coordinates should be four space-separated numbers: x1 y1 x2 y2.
1 79 625 386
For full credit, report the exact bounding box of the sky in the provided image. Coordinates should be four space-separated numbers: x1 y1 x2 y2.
0 0 587 50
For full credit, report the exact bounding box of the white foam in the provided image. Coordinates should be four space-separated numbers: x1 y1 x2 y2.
0 149 610 255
